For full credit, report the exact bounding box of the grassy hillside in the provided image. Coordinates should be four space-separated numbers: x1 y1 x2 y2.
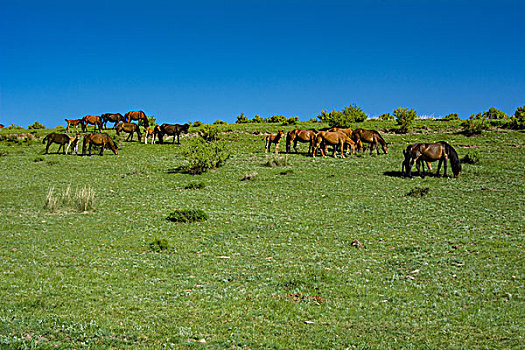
0 121 523 349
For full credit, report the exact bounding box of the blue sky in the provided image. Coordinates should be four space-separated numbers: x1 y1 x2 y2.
1 0 524 127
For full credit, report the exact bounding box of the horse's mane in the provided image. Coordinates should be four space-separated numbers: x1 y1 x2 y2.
441 141 461 175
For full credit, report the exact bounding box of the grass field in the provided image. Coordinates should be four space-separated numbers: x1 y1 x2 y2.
0 121 523 349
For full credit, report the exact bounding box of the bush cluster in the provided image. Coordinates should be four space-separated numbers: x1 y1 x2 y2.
394 107 418 133
235 113 299 125
167 209 208 223
317 103 367 128
181 139 230 174
28 121 45 129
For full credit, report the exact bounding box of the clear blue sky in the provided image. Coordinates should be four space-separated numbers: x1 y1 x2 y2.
1 0 524 127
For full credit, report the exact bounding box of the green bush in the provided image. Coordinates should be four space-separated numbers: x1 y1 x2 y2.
199 125 220 142
236 113 249 124
149 238 169 252
184 182 206 190
28 121 45 129
462 151 481 164
461 119 486 135
318 103 367 128
167 209 208 223
213 120 227 125
192 120 203 128
281 117 299 126
394 107 418 133
181 139 230 174
442 113 460 121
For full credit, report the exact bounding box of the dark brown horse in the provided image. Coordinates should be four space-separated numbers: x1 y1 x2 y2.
82 133 118 156
101 113 125 129
264 130 285 154
65 119 83 133
403 141 461 178
125 111 149 127
286 129 317 154
116 122 142 142
352 129 388 155
158 123 190 144
402 144 433 176
43 133 79 154
82 115 103 133
312 131 355 158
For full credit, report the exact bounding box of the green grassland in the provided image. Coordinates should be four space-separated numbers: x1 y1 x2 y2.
0 121 523 349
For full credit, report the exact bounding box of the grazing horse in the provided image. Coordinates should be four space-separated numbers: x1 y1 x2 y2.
43 133 79 154
263 130 285 154
286 129 317 154
125 111 149 127
101 113 125 129
352 129 388 155
403 141 461 178
65 119 83 133
402 144 433 176
312 131 356 158
143 126 160 144
327 127 361 154
82 115 103 133
82 133 118 156
0 124 4 129
116 122 142 142
158 123 190 144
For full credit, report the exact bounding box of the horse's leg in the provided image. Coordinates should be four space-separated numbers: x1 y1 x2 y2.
415 158 423 178
274 141 279 154
293 139 298 153
376 140 380 155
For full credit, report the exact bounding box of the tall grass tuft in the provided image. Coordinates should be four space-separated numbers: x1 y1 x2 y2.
44 185 95 212
74 186 95 212
45 187 59 212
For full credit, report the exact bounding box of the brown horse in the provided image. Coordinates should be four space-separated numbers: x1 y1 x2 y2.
65 119 83 133
116 122 142 142
42 133 79 154
327 127 361 154
403 141 461 178
312 131 355 158
125 111 149 127
158 123 189 144
402 144 433 176
82 115 103 133
286 129 317 154
352 129 388 154
143 126 156 144
264 130 285 154
82 133 118 156
101 113 125 129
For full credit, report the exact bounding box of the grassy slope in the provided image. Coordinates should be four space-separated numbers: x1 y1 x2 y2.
0 121 523 349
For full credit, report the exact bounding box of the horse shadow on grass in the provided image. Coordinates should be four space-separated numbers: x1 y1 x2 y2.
383 170 444 178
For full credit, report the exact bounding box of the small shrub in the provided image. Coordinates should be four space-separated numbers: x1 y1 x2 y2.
184 182 206 190
442 113 460 121
318 103 367 128
281 117 299 126
461 119 485 135
394 107 418 133
235 113 249 124
199 125 220 142
192 120 203 128
28 121 45 129
462 151 480 164
181 139 230 174
405 187 430 198
149 238 169 252
265 154 289 167
167 209 208 223
213 120 227 125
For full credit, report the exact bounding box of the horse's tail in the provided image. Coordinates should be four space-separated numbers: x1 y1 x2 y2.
443 141 462 176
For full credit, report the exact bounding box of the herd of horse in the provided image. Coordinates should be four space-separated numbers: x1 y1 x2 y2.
44 115 462 178
265 127 461 178
47 110 191 156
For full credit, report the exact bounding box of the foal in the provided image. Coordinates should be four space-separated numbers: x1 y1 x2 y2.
263 130 285 154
